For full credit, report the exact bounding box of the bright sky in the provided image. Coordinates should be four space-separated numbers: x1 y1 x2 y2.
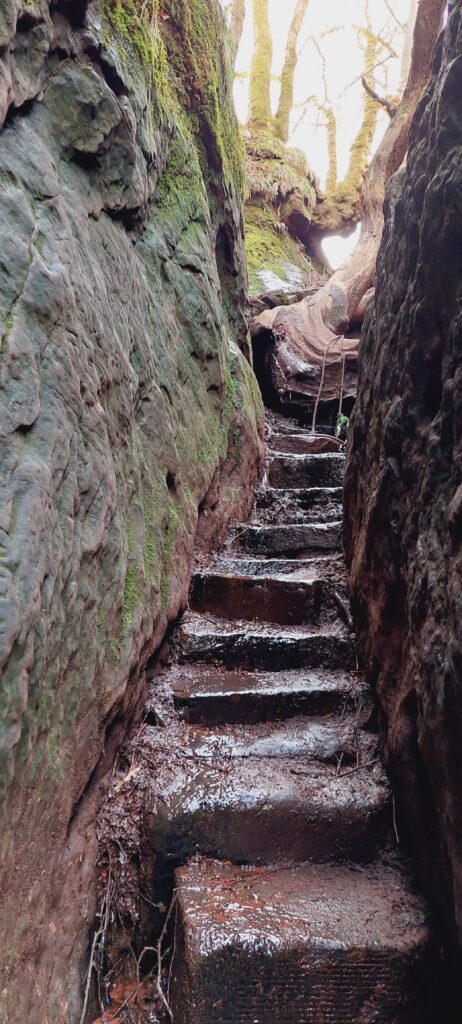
230 0 413 267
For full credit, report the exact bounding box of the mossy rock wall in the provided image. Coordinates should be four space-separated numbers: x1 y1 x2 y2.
0 2 262 1019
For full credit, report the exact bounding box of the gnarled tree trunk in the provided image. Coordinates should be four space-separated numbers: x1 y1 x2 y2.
251 0 446 407
317 0 446 332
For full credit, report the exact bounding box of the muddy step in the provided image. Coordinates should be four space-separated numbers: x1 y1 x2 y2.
176 612 355 671
214 553 347 583
190 570 347 625
237 521 342 556
171 858 437 1024
268 452 345 489
269 432 343 455
145 725 389 865
170 665 370 726
254 486 343 525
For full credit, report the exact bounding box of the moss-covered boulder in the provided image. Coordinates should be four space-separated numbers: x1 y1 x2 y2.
243 130 319 296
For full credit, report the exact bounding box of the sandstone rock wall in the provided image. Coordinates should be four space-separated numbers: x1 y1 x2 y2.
0 2 263 1019
345 6 462 970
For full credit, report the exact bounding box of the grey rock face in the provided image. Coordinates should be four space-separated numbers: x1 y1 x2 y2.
345 7 462 974
0 2 263 1019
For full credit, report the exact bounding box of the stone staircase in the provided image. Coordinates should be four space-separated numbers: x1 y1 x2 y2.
138 412 438 1023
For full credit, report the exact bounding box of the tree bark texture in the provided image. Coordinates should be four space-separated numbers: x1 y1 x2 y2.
275 0 310 143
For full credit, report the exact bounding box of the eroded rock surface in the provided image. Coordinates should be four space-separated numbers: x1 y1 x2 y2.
345 6 462 972
0 2 263 1019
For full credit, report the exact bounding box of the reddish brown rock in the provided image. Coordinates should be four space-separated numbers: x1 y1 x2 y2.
344 4 462 978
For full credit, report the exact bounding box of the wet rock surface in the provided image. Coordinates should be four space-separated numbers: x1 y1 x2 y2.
344 6 462 980
0 2 263 1019
98 410 439 1023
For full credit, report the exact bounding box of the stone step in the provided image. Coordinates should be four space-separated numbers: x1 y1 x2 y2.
268 452 345 489
213 553 347 584
190 569 347 626
237 521 342 556
176 612 356 671
269 432 343 455
170 665 370 726
175 714 377 765
253 486 343 525
145 722 389 865
171 858 436 1024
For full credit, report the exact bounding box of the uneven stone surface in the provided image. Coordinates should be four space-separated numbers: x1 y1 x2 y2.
97 411 437 1023
0 2 263 1019
268 452 345 488
172 858 437 1024
169 665 371 726
344 6 462 971
176 611 355 671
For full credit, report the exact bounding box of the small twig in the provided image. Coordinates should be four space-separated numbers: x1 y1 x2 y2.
311 335 341 435
392 793 400 844
156 892 178 1020
340 758 379 777
104 974 150 1022
383 0 404 29
361 74 398 116
80 927 101 1024
80 866 113 1024
333 590 353 630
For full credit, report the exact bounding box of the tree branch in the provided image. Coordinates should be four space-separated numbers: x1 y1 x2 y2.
249 0 273 134
228 0 246 66
361 75 398 117
275 0 310 142
384 0 404 29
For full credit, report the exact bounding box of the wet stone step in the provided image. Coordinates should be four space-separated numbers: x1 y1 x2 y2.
237 521 342 556
169 665 371 726
213 553 347 583
144 724 389 865
190 570 348 626
174 714 378 765
268 452 345 489
171 858 437 1024
254 486 343 525
269 432 344 455
176 612 356 672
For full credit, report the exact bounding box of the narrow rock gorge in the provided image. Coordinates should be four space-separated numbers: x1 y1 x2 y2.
0 1 461 1023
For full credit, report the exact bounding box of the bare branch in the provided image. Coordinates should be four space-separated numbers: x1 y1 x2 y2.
384 0 404 29
361 75 399 117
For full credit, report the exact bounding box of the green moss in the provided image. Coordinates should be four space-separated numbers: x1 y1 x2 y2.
122 563 143 630
141 486 162 587
159 0 244 190
244 134 316 206
245 210 313 295
102 0 170 102
160 501 179 610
